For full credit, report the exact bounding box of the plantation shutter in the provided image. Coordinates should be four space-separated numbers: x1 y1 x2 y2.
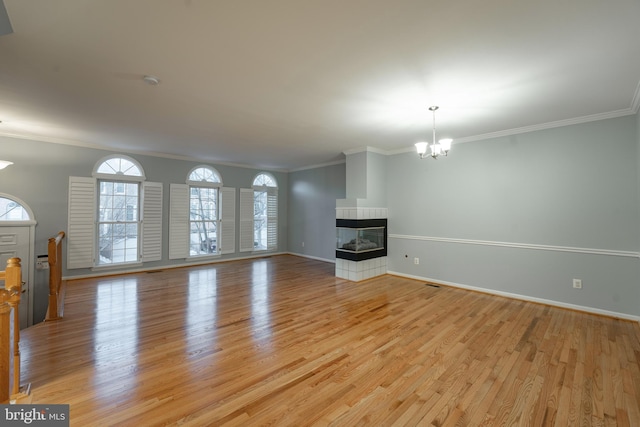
67 176 95 269
239 188 254 252
219 187 236 254
169 183 189 259
141 182 163 262
267 188 278 251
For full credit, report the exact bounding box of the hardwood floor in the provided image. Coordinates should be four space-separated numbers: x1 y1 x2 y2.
19 255 640 426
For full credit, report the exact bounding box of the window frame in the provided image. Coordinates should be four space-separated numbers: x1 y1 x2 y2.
186 166 222 258
92 155 145 267
0 194 36 225
251 172 278 252
96 178 141 266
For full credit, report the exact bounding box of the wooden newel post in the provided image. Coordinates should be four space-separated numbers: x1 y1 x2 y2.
46 231 65 321
0 292 11 404
4 257 22 398
48 235 59 319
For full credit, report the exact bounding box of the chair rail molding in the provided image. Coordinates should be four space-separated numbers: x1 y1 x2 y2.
388 234 640 259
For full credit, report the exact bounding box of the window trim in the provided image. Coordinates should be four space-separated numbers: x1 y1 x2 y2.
252 172 277 189
246 172 278 253
187 165 222 187
92 154 145 181
186 165 223 258
0 193 37 226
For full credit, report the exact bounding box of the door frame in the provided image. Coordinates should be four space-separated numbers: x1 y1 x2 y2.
0 192 37 327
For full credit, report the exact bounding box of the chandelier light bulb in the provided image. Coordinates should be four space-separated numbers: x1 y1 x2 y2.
415 142 428 159
415 106 452 160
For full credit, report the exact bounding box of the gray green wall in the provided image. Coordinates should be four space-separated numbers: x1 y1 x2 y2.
0 136 289 322
386 115 639 317
288 163 346 261
2 111 638 322
343 150 387 207
637 107 640 315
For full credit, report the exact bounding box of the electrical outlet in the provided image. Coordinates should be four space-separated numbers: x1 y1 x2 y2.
301 241 304 247
414 257 419 265
572 278 582 289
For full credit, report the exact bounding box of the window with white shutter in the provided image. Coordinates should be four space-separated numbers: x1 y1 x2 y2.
170 166 233 259
67 155 163 269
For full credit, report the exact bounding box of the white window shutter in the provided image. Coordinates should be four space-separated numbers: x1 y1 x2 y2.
141 182 163 262
267 189 278 251
239 188 254 252
169 183 189 259
67 176 95 269
219 187 236 254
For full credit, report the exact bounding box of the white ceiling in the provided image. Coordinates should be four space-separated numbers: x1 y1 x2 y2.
1 0 639 171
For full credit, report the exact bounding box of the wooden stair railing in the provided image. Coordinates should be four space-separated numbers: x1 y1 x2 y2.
45 231 66 322
0 257 25 404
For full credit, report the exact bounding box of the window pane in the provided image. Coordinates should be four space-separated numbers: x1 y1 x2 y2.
97 180 140 265
253 173 277 188
253 190 266 250
0 198 30 221
190 187 217 221
97 157 143 176
188 185 219 257
189 220 217 256
254 191 267 217
188 167 221 183
252 188 276 251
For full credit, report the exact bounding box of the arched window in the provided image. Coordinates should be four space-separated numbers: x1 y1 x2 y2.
93 156 145 265
68 155 162 270
187 166 222 256
188 166 221 184
169 166 234 259
253 173 277 188
94 156 144 178
0 196 31 221
250 173 278 251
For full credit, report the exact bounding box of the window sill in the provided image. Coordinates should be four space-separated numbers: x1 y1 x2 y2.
187 254 221 260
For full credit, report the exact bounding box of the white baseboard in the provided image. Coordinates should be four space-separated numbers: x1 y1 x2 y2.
286 252 335 264
63 252 288 281
387 270 640 322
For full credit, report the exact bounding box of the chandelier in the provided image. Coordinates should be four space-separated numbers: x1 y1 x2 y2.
415 106 452 159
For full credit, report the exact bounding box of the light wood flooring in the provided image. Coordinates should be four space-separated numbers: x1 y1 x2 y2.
19 255 640 426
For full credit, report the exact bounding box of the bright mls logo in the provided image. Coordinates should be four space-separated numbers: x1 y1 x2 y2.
1 404 69 426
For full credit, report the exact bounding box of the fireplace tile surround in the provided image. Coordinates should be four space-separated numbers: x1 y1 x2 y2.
335 207 388 282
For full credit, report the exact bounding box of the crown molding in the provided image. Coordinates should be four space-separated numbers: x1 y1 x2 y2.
386 106 640 156
288 159 345 173
453 108 638 145
0 130 289 173
343 146 388 156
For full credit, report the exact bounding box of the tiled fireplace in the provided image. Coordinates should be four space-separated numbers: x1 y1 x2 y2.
335 207 388 281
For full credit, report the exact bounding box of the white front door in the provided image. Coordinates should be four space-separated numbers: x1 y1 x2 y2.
0 226 30 328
